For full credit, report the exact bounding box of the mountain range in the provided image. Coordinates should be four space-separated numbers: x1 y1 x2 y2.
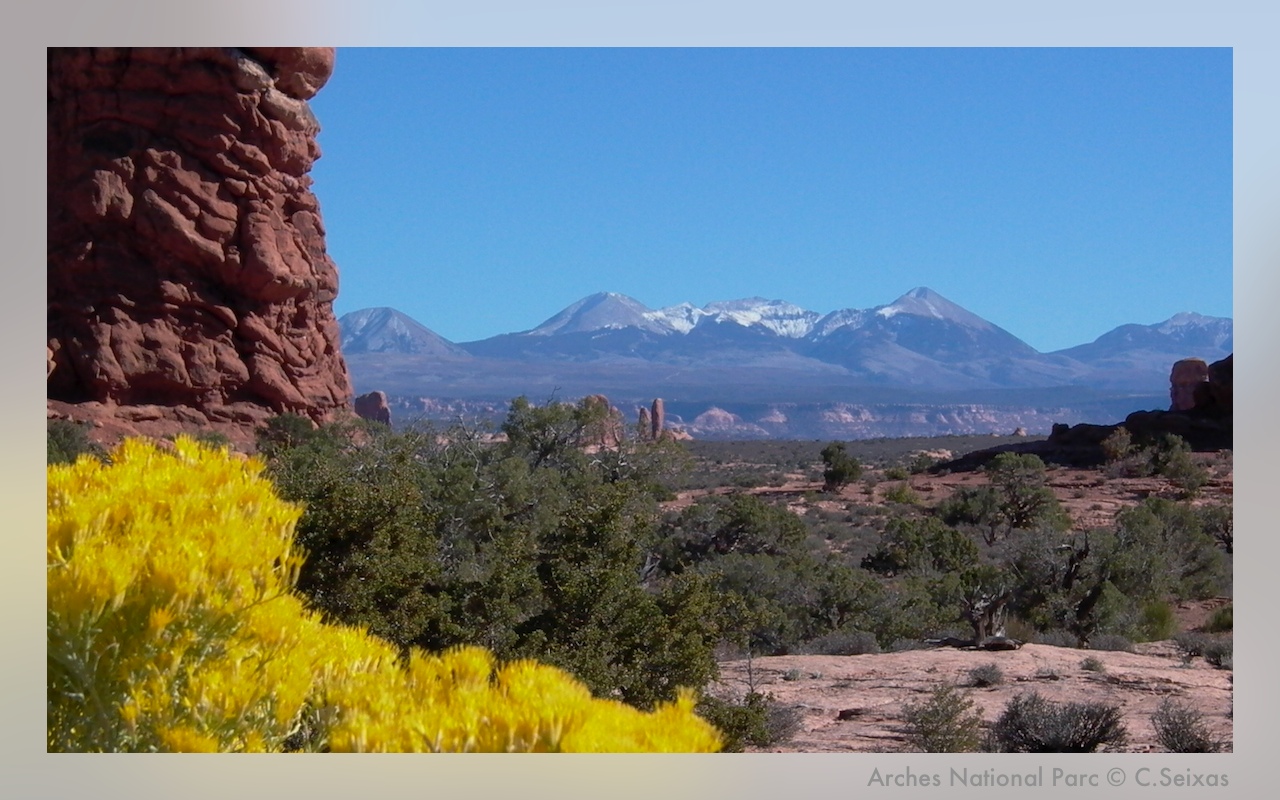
338 288 1231 438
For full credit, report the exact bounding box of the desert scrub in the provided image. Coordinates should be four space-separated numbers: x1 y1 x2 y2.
47 418 106 465
1151 698 1223 753
1205 604 1233 633
900 683 984 752
47 437 721 752
696 692 803 752
986 692 1128 753
882 482 920 505
968 663 1004 688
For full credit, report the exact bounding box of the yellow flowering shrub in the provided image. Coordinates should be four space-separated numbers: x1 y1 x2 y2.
47 436 721 752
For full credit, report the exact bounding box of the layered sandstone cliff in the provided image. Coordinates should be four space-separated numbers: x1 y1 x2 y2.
48 47 352 445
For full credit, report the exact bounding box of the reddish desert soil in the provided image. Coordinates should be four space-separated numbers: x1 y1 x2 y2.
708 641 1231 753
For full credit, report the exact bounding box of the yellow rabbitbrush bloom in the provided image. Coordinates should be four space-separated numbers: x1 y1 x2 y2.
47 436 721 752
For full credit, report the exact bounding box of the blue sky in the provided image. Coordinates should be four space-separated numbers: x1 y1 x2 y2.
308 47 1231 352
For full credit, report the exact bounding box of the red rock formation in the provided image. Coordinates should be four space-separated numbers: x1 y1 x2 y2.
637 406 652 440
582 394 624 450
650 398 665 440
354 391 392 426
47 48 352 447
1205 353 1232 414
1170 358 1209 411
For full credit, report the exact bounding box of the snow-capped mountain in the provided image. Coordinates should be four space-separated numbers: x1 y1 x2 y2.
869 286 999 330
1048 311 1233 388
692 298 822 338
341 289 1231 397
527 292 668 336
1054 312 1233 363
338 307 470 358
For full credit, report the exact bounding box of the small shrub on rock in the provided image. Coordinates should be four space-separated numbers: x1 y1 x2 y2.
1174 631 1231 667
1152 698 1223 753
967 663 1004 688
901 683 984 753
986 692 1128 753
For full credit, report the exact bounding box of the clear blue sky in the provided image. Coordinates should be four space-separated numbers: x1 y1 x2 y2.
308 47 1231 352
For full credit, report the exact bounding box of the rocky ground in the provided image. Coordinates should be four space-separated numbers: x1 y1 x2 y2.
708 638 1232 753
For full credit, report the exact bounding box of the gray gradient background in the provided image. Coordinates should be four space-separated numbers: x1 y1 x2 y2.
10 1 1274 797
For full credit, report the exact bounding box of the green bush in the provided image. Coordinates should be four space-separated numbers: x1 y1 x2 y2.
1152 698 1223 753
1079 656 1106 673
696 692 802 752
1113 498 1229 601
820 441 863 492
882 482 920 505
655 493 885 656
901 683 984 753
1205 605 1233 633
47 418 105 465
1199 503 1233 554
986 692 1128 753
1137 600 1178 642
1100 426 1134 462
258 402 721 711
1149 434 1209 497
982 452 1071 534
861 516 980 576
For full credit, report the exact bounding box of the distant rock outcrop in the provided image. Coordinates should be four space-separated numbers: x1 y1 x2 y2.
47 47 353 446
1170 358 1209 411
354 391 392 426
936 353 1233 471
651 398 665 440
582 394 624 450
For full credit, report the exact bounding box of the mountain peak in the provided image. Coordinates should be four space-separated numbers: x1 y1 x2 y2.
876 287 991 328
528 292 661 336
339 307 467 357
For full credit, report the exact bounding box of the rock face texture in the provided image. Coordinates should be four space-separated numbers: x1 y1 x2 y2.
1205 353 1233 414
47 47 352 445
1170 358 1210 411
354 391 391 426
